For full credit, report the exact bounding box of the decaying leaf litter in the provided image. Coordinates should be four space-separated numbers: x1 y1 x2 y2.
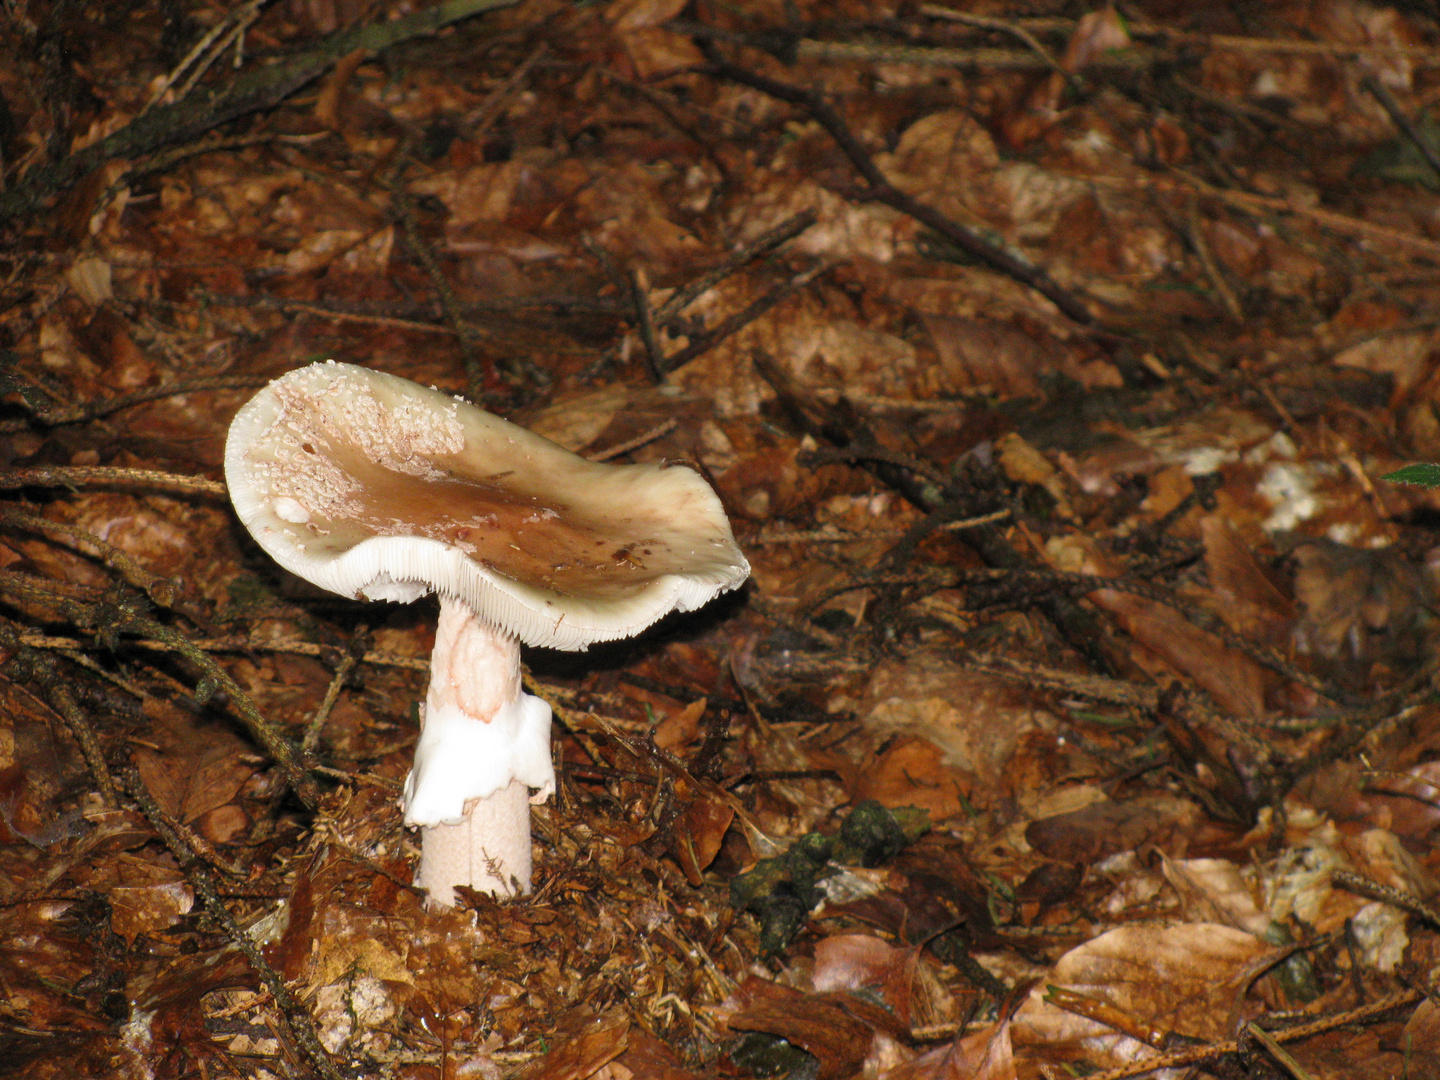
2 0 1439 1076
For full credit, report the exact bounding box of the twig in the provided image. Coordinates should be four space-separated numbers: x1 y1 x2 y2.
926 9 1071 81
116 760 345 1080
4 645 119 809
745 512 1010 546
798 445 950 490
0 465 226 496
1244 1023 1317 1080
0 581 323 811
1332 869 1440 929
302 652 360 754
124 610 320 807
700 47 1096 326
660 261 832 374
202 290 458 334
585 418 680 462
919 9 1439 59
1185 194 1243 321
1087 167 1440 260
0 376 264 434
310 764 404 791
18 631 428 671
143 0 267 114
677 21 1133 73
0 0 520 223
1011 567 1339 705
388 168 488 400
752 351 1123 674
460 42 548 136
96 133 281 218
630 266 667 383
806 388 970 410
1127 19 1440 58
0 569 104 608
1286 699 1431 790
582 210 818 380
1076 990 1420 1079
796 36 1151 74
0 505 181 609
1362 74 1440 186
661 211 818 324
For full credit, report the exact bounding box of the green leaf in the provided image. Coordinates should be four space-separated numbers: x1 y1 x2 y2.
1380 463 1440 487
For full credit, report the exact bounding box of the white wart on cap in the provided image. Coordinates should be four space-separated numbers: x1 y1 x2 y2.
223 361 751 649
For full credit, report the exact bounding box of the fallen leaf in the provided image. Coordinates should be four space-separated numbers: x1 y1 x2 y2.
857 738 968 821
1026 796 1200 863
107 862 195 946
1011 923 1273 1067
811 934 919 1025
718 976 903 1080
520 1013 630 1080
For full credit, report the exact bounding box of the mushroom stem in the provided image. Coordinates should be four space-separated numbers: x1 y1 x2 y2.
417 781 532 905
404 596 554 905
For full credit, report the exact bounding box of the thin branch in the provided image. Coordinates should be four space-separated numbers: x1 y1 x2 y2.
660 211 818 325
0 0 521 223
1362 73 1440 188
630 266 667 383
19 631 428 671
0 578 322 810
1078 990 1420 1080
661 261 832 375
585 418 680 462
142 0 267 114
116 760 345 1080
0 465 226 496
302 651 360 754
6 645 119 808
460 42 548 136
388 167 489 401
0 505 182 609
700 48 1096 326
1332 868 1440 930
583 210 818 379
0 376 264 434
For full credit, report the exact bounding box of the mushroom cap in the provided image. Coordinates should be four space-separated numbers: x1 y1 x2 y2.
224 362 749 649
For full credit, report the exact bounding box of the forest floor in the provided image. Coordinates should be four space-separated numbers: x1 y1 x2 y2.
3 0 1440 1077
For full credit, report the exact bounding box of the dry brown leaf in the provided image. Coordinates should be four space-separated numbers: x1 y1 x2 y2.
611 1028 708 1080
1046 534 1266 717
718 976 903 1080
521 1013 631 1080
1160 855 1269 935
1063 7 1133 71
653 696 707 752
1200 514 1295 642
1291 540 1433 665
131 743 257 826
881 1020 1016 1080
856 738 968 821
1011 923 1273 1067
858 654 1053 804
1025 795 1201 863
1401 999 1440 1074
922 315 1054 398
1360 760 1440 843
670 779 735 887
811 934 919 1026
107 860 195 946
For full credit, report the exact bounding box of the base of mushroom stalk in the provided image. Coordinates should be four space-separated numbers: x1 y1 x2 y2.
416 779 533 905
403 596 555 906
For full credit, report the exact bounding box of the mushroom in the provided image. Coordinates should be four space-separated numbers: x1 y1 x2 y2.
225 361 749 905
